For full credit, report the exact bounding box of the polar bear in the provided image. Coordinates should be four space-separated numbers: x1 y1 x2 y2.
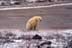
26 16 42 31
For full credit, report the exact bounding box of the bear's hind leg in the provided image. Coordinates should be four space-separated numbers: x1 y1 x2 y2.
33 25 37 30
30 27 33 30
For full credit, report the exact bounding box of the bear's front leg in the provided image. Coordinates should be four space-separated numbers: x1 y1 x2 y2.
33 25 37 30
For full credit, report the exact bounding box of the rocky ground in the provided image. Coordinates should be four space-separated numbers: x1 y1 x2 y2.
0 30 71 48
0 0 71 8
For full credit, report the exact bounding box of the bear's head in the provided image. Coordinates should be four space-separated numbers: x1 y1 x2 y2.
33 16 42 22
